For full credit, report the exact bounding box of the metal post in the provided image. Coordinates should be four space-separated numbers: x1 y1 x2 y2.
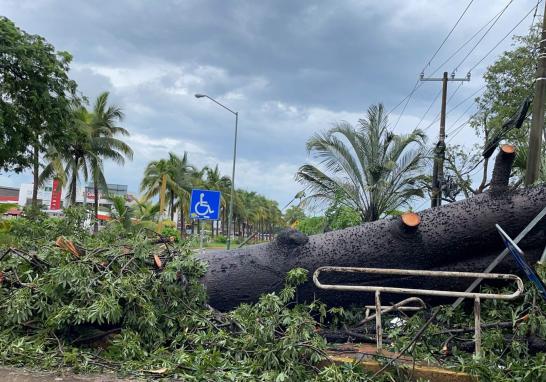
525 1 546 185
194 94 238 250
227 112 238 250
474 296 481 357
375 290 382 351
200 225 204 256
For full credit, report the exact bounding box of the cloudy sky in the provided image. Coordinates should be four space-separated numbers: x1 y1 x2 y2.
0 0 540 209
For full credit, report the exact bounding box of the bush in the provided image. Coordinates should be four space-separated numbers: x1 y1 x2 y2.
160 225 181 242
215 234 227 243
297 216 326 235
0 219 12 232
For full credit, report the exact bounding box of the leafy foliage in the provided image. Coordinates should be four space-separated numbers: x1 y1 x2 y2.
380 282 546 381
296 103 428 222
0 217 348 380
1 214 546 381
0 16 77 173
296 216 327 235
324 194 361 230
284 205 306 226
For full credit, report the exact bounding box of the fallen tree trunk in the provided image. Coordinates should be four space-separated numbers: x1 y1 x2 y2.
199 146 546 310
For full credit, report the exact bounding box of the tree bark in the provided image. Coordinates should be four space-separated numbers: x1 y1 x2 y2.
170 192 174 221
93 181 99 233
69 156 79 206
179 208 185 238
198 147 546 311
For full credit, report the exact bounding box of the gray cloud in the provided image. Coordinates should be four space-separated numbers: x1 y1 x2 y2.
0 0 538 207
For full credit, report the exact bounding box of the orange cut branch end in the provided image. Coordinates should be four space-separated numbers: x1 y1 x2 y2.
154 254 163 269
500 144 515 154
401 212 421 228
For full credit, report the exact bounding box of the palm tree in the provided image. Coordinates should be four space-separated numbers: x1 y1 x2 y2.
89 92 133 232
140 152 194 229
134 198 160 219
41 93 132 227
59 107 93 205
295 103 427 222
108 194 133 230
283 205 305 226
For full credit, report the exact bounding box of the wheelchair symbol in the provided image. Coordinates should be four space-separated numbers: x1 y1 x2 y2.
194 192 214 217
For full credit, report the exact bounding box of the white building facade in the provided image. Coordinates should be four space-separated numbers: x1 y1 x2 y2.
18 181 129 218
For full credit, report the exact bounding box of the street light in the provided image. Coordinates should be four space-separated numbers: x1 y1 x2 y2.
195 93 239 250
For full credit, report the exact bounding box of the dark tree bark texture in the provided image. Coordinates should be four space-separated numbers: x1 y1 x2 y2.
198 147 546 310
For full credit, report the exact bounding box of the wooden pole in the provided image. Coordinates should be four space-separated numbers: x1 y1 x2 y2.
420 71 470 207
525 2 546 185
431 72 449 207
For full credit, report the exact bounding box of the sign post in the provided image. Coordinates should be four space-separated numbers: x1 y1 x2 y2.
189 189 221 255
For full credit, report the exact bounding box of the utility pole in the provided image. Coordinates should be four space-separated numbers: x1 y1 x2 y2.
525 2 546 185
421 71 471 207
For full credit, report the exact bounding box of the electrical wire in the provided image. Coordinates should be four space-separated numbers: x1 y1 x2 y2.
421 0 475 74
445 85 486 115
413 1 539 210
446 102 478 137
415 88 442 130
446 111 479 143
452 0 514 73
421 82 465 132
393 82 423 130
386 80 420 117
468 1 543 73
388 0 475 121
530 0 541 32
429 6 511 76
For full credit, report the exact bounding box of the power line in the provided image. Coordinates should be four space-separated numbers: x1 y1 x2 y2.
453 0 514 73
445 84 485 114
386 80 420 117
429 5 509 76
446 102 478 136
421 81 466 131
446 111 478 143
530 0 541 32
388 0 475 121
415 88 442 130
421 0 475 73
393 82 422 129
468 1 543 73
448 82 464 102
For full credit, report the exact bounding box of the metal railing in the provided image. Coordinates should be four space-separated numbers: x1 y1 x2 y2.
313 266 524 356
361 296 426 325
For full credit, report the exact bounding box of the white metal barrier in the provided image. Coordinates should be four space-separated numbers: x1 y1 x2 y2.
313 266 524 356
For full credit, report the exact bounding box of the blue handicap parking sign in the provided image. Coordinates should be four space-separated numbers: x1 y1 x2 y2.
190 189 221 220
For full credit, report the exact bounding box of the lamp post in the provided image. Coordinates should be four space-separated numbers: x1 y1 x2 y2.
195 94 238 250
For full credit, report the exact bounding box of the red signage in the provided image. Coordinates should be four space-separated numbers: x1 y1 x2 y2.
50 179 62 210
86 191 101 200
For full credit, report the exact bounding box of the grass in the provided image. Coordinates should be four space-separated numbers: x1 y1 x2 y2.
187 237 270 250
